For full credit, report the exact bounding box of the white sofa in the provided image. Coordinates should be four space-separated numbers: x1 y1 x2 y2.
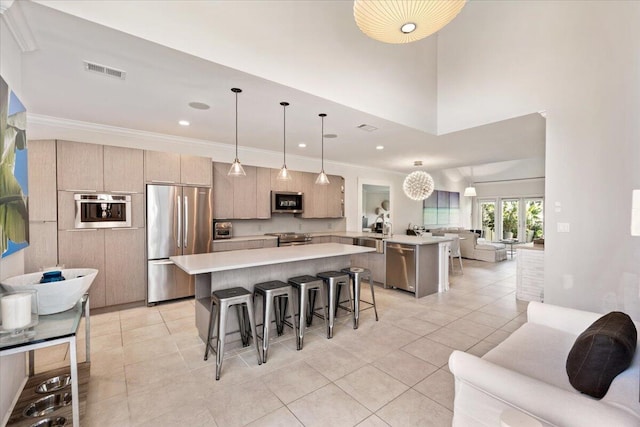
430 229 507 262
448 302 640 426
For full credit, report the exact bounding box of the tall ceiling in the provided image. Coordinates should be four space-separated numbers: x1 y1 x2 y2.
10 0 544 178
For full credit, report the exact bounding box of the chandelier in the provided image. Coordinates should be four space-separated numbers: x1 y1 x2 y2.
353 0 467 44
403 170 434 201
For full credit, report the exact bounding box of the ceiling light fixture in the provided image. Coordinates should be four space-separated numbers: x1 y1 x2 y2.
464 166 476 196
298 143 307 148
403 164 434 201
277 101 292 181
228 88 246 177
376 145 384 150
178 120 190 126
353 0 467 44
315 113 330 185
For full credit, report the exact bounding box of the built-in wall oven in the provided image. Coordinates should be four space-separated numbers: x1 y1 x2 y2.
74 193 131 229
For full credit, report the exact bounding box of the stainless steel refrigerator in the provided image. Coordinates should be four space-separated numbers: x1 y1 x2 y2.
146 184 212 304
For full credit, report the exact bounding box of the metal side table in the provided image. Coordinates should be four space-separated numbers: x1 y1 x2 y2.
0 294 90 426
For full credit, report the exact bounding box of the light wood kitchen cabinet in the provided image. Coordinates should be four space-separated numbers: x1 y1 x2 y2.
212 162 271 219
300 172 344 218
131 193 145 228
57 191 75 230
327 175 344 218
144 150 181 184
180 154 212 187
28 140 57 221
233 166 258 219
56 140 103 192
270 168 302 192
213 162 234 219
23 222 58 273
331 236 354 245
105 228 145 305
256 167 271 219
311 236 332 244
145 150 212 186
350 252 385 285
58 229 106 309
212 238 276 252
104 146 144 193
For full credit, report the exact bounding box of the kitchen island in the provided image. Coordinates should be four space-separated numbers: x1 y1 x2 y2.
383 235 453 298
171 243 375 343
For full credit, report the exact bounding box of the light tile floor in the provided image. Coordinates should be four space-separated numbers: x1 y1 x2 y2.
33 258 527 426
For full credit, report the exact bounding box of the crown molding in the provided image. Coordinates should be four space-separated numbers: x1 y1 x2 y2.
27 113 404 176
1 0 37 52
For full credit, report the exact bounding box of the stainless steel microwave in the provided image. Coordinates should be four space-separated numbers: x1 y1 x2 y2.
74 193 132 229
271 191 304 214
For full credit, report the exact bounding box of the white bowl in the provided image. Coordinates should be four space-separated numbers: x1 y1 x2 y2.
1 269 98 315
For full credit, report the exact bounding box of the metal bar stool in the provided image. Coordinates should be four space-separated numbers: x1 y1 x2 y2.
253 280 298 363
342 267 379 329
204 287 261 380
288 275 327 350
316 271 352 339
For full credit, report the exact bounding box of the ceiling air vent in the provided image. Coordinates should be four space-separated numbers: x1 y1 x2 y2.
357 124 378 132
83 61 126 80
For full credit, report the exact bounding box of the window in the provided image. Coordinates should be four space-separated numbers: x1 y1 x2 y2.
477 197 544 242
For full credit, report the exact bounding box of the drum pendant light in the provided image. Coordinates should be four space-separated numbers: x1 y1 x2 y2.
315 113 330 185
276 102 292 181
228 88 246 177
353 0 467 44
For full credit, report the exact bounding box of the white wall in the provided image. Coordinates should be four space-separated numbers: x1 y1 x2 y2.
438 1 640 319
0 8 28 424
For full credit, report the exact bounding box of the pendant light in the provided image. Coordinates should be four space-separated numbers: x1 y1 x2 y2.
228 88 246 177
315 113 330 185
464 166 476 196
353 0 467 44
276 101 292 181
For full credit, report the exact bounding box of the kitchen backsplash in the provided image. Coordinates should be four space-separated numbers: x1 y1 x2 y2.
229 216 346 236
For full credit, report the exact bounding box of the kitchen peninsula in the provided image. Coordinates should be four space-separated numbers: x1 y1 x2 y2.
171 243 375 343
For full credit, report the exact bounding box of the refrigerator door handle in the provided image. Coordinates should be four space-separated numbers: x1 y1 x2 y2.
183 195 188 248
177 195 182 248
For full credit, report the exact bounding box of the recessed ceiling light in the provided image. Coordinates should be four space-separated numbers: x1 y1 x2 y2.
178 120 190 126
188 101 210 110
298 143 307 148
376 145 384 150
323 134 338 139
414 160 423 166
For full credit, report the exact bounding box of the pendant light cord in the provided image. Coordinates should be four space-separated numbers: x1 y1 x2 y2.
235 91 239 159
283 103 286 164
321 114 325 170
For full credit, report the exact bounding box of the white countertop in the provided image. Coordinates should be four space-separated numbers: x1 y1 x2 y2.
384 235 452 245
171 243 375 275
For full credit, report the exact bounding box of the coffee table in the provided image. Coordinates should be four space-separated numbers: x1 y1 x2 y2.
500 239 522 259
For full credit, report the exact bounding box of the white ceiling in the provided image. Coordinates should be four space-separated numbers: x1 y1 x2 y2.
13 1 545 178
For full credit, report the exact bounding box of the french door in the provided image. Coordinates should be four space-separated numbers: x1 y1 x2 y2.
477 197 544 242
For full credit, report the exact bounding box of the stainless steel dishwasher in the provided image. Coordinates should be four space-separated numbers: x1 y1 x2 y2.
386 243 416 292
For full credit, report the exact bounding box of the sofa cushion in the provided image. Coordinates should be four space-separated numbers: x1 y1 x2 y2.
566 312 637 399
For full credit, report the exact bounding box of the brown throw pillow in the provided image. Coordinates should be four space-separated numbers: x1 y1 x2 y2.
566 311 637 399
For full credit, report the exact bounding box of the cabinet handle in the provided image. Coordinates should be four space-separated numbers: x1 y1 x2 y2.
65 229 98 232
65 189 97 193
150 180 176 184
108 227 140 231
110 190 137 194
